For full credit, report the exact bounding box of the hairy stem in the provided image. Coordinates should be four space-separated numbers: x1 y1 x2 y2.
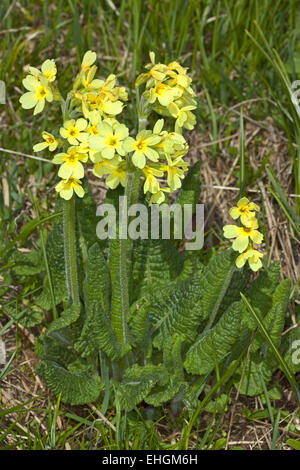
63 197 80 305
113 117 144 367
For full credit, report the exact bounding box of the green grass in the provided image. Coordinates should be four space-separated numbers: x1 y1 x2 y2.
0 0 300 451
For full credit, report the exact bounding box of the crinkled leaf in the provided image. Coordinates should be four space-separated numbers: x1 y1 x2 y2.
113 364 168 411
36 359 102 405
184 301 242 375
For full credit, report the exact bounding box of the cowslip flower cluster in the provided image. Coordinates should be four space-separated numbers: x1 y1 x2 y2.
223 197 264 272
20 51 196 203
19 59 60 115
136 52 197 134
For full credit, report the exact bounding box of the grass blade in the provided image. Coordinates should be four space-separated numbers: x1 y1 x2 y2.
240 292 300 406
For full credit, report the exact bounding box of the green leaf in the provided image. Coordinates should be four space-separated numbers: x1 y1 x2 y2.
184 301 242 375
145 378 183 408
163 333 186 381
132 238 185 299
286 439 300 450
149 274 203 350
175 161 201 211
128 297 151 350
4 304 44 328
75 303 129 360
36 360 102 405
35 223 67 310
200 250 248 329
75 243 127 360
234 352 274 397
204 394 229 414
75 182 100 250
113 364 167 411
11 249 43 276
236 282 292 396
46 303 81 335
83 243 110 315
242 261 281 330
240 293 300 404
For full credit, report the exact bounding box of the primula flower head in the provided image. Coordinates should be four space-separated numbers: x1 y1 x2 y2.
168 102 197 132
223 218 263 253
142 165 164 194
124 130 161 169
20 75 53 115
89 120 129 159
149 187 171 205
21 51 195 201
223 197 264 271
163 155 189 190
229 197 260 227
52 147 88 180
236 247 264 272
55 177 85 200
147 83 181 107
81 50 97 71
33 131 60 152
93 156 126 189
60 118 88 145
41 59 57 82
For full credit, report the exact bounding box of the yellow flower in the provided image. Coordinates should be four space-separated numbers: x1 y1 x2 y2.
60 118 88 145
168 102 196 132
166 62 191 89
135 51 168 87
99 98 123 116
223 218 263 253
20 75 53 115
229 197 260 227
153 121 188 157
93 156 122 177
149 187 171 205
89 120 129 159
162 155 189 190
142 165 164 194
93 156 127 189
83 74 127 117
28 59 57 83
55 177 85 200
124 130 161 169
86 110 102 136
33 132 60 152
81 50 97 71
52 147 88 179
41 59 57 82
147 83 181 107
106 167 127 189
81 65 103 89
236 247 264 272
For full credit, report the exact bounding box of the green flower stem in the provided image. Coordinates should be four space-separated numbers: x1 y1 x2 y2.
63 197 80 306
115 168 141 346
114 115 145 364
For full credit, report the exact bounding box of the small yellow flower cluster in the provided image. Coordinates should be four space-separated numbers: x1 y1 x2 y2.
73 51 128 120
19 59 58 115
223 197 264 272
136 52 197 134
20 51 196 203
